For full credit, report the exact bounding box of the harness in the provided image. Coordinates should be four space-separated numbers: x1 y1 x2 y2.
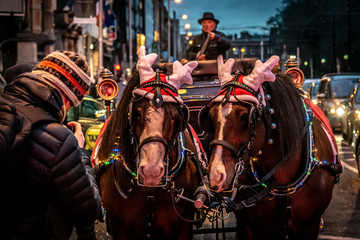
201 75 342 214
94 70 211 228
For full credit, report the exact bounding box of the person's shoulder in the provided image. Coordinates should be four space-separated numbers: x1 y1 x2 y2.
32 122 77 146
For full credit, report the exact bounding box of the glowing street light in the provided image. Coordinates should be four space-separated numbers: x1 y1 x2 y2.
187 32 192 37
184 23 191 30
240 47 245 58
181 14 188 20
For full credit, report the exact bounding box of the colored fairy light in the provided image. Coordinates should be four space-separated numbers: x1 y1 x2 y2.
261 183 267 188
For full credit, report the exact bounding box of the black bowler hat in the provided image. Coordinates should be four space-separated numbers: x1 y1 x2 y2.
198 12 219 24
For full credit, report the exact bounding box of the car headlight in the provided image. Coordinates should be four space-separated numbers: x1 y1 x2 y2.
356 110 360 120
336 108 344 116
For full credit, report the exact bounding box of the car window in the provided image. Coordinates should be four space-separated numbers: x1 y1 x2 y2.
301 82 312 93
80 99 106 119
318 80 329 96
311 82 320 98
331 77 358 98
355 88 360 103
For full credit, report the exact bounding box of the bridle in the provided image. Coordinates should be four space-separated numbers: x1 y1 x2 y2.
126 70 190 187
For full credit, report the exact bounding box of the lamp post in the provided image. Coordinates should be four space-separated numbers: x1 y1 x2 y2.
167 0 171 62
167 0 182 62
129 0 133 70
98 0 104 76
240 47 245 59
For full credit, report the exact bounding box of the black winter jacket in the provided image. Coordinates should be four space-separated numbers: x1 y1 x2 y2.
1 73 101 240
184 30 231 60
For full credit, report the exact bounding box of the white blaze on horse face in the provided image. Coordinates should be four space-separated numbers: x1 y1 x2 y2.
138 105 166 186
209 104 233 191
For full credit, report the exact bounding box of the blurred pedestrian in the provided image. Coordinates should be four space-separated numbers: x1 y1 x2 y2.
184 12 231 61
3 63 35 84
1 50 101 240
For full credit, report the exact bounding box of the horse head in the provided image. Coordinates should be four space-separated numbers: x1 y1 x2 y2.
200 55 279 192
131 46 198 186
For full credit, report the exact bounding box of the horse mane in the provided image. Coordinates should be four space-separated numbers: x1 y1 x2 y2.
262 74 306 158
98 68 140 162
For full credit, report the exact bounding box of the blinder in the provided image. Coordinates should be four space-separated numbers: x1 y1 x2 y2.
176 103 190 133
198 104 211 131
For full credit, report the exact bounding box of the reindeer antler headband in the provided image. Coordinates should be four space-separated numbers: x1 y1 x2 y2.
214 55 279 107
132 46 198 104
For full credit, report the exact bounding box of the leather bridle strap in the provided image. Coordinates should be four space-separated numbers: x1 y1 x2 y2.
137 136 170 154
210 140 247 158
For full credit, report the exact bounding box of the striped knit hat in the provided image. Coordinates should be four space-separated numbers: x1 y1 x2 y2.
32 51 92 107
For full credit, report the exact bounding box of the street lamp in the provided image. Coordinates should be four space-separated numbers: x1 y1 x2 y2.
168 0 182 62
240 47 245 58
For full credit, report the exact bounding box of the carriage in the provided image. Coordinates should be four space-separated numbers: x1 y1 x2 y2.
92 47 342 240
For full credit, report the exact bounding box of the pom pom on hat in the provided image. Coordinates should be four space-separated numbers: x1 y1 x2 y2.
32 50 92 107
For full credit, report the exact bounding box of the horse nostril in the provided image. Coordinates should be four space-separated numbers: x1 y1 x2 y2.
210 185 219 192
218 172 226 184
139 166 147 178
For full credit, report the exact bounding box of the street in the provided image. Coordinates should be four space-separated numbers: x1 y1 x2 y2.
319 135 360 240
91 134 360 240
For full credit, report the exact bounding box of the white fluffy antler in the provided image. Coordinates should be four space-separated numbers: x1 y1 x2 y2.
168 60 198 89
217 55 235 84
243 56 279 91
136 46 158 82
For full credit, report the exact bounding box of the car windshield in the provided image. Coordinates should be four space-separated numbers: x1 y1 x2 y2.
331 77 359 98
311 82 320 98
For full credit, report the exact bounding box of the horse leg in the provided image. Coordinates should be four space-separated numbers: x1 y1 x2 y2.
235 214 253 240
294 212 322 240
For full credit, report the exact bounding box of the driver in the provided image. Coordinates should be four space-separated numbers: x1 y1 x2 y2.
184 12 231 61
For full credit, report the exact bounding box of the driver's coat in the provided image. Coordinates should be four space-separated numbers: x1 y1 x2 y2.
210 103 233 189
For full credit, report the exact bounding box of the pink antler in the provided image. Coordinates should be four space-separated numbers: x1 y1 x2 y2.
217 55 235 84
243 56 279 91
168 61 198 89
136 46 158 82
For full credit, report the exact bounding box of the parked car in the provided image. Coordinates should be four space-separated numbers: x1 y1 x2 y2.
341 84 360 144
67 95 106 151
301 78 321 103
352 117 360 175
316 73 360 132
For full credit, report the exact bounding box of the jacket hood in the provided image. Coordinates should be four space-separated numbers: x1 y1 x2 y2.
4 73 65 122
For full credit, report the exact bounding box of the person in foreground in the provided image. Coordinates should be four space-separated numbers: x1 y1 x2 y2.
1 51 101 239
184 12 231 61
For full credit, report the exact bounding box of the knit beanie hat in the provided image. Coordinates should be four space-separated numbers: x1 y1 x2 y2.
32 50 92 107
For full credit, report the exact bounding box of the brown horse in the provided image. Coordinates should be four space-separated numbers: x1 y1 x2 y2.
199 57 341 239
92 60 205 239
